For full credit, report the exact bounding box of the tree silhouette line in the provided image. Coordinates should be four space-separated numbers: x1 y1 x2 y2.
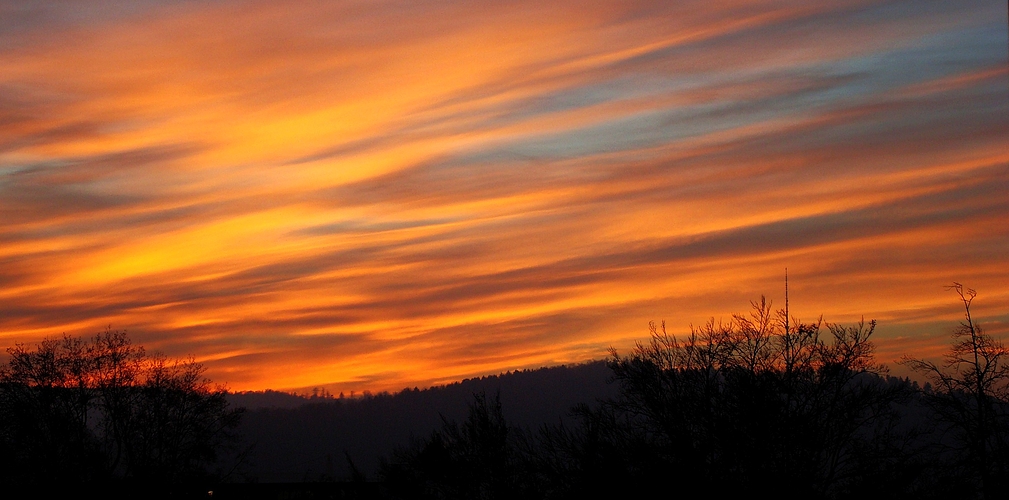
379 284 1009 500
0 328 243 488
1 284 1005 499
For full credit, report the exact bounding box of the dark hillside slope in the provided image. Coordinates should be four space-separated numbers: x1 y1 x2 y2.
230 361 615 482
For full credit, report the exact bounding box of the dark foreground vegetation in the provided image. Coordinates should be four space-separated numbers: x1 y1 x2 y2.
0 328 243 493
379 284 1008 500
1 283 1006 500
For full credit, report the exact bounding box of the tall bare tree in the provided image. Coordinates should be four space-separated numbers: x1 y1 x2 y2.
902 283 1009 499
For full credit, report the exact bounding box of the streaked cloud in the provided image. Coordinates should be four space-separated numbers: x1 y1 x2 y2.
1 0 1006 392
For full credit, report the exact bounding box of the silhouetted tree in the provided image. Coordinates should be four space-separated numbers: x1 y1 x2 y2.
902 284 1009 499
123 354 243 483
380 391 521 500
0 334 105 482
0 328 243 487
595 297 916 498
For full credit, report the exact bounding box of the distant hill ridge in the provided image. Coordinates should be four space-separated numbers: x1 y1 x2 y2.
228 360 617 482
227 359 613 410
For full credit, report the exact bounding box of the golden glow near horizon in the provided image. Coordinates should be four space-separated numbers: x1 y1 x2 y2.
1 0 1007 393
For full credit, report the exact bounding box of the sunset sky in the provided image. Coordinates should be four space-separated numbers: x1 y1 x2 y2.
1 0 1007 393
